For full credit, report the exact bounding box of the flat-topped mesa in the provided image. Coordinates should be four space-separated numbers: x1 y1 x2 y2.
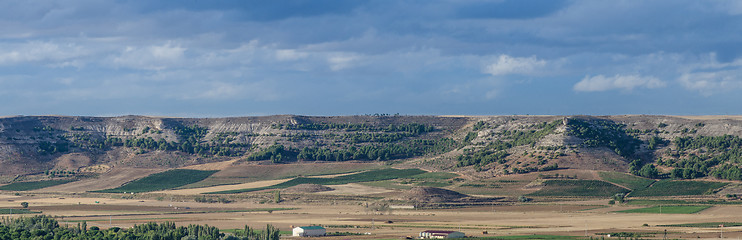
1 115 742 181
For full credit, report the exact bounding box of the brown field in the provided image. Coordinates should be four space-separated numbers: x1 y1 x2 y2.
1 190 741 240
177 162 382 189
2 162 741 240
180 159 240 170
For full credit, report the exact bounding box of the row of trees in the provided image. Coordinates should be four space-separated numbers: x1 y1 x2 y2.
122 136 247 157
273 122 435 134
0 215 279 240
247 138 459 163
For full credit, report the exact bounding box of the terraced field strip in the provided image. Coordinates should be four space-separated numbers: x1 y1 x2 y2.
0 179 76 191
95 169 218 193
598 172 654 190
615 205 711 214
630 180 728 196
206 168 426 194
155 179 293 195
0 209 40 214
627 199 742 205
657 222 742 227
526 180 630 197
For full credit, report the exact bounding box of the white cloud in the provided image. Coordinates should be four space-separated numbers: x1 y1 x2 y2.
678 70 742 95
675 53 742 95
184 80 280 101
327 53 358 71
110 42 186 70
150 43 185 60
483 55 546 76
275 49 308 61
574 74 666 92
0 41 85 65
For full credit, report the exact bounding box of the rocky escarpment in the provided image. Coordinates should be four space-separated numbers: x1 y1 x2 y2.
4 115 742 182
0 115 470 175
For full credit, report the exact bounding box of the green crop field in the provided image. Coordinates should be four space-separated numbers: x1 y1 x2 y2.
657 222 742 227
0 179 76 191
627 199 742 205
630 180 727 197
405 172 458 180
207 168 426 194
599 172 655 190
527 180 629 197
616 205 711 214
0 209 40 214
96 169 218 193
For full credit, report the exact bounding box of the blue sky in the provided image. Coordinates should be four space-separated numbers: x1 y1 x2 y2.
1 0 742 116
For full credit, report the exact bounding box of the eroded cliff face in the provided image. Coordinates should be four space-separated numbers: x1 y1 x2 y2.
3 114 742 178
0 116 274 175
0 115 471 175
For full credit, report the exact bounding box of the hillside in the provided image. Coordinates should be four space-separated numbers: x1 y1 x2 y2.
3 115 742 183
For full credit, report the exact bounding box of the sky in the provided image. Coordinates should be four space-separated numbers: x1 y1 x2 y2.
1 0 742 117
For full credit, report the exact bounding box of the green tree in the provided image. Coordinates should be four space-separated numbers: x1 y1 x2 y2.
274 190 281 203
639 164 659 179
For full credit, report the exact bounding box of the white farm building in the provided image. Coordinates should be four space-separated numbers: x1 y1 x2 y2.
419 230 465 239
292 226 326 237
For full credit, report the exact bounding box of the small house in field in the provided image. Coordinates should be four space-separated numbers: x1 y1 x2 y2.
292 226 326 237
419 230 465 239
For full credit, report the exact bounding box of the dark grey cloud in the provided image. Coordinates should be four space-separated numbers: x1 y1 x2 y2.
1 0 742 116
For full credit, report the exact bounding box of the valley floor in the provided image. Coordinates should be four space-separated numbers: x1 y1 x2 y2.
0 193 740 240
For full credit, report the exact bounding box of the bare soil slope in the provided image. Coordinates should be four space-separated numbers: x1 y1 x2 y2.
35 167 165 193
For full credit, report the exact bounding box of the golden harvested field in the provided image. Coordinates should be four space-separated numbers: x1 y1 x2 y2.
154 179 292 195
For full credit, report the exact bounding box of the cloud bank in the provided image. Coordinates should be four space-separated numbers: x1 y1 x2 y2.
574 75 666 92
0 1 741 116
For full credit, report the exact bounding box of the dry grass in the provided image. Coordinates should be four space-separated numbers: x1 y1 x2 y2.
155 179 293 195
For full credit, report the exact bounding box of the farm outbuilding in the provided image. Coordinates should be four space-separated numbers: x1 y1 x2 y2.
419 230 465 239
292 226 326 237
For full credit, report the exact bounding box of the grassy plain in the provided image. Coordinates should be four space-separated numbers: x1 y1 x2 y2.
615 205 711 214
630 180 727 196
527 180 629 197
0 179 76 191
1 161 742 240
0 209 39 214
626 199 742 205
657 222 742 227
